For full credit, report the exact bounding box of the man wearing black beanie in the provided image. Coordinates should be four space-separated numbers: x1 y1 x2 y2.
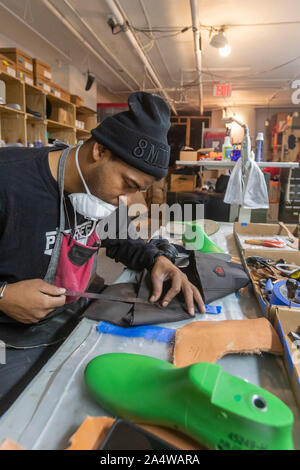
0 92 205 326
0 91 206 409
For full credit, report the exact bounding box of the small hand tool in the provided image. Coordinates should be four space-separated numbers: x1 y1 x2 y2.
278 221 298 249
275 264 300 276
245 239 286 248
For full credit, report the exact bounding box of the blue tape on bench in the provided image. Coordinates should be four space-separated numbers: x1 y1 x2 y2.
96 321 175 343
205 304 222 315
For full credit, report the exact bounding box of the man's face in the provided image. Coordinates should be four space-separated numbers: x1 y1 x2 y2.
84 144 156 206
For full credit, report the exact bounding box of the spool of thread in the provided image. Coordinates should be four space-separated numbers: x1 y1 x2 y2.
269 280 300 308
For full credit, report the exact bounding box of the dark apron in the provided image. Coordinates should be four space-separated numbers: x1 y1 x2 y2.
44 145 101 303
0 145 101 413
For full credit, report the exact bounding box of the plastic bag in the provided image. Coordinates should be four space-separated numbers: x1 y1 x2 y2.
224 158 269 209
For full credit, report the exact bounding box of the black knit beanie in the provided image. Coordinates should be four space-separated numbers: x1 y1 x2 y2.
91 92 171 179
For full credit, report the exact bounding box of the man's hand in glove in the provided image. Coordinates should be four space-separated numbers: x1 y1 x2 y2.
149 256 206 316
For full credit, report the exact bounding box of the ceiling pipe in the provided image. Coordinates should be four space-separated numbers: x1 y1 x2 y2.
190 0 204 114
104 0 177 115
61 0 141 91
0 1 71 62
41 0 136 92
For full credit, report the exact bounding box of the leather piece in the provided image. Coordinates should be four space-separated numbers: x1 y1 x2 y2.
66 416 115 450
173 318 283 367
83 283 136 326
186 252 250 304
133 270 191 325
66 416 203 450
83 274 192 326
0 439 24 450
83 252 249 326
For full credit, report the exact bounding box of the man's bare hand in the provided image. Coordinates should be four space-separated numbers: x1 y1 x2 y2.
0 279 66 324
149 256 205 316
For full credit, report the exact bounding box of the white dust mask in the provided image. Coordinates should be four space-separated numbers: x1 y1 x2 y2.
68 144 117 221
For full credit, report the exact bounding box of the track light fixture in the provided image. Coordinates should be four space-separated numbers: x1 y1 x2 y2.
210 28 231 56
85 71 95 91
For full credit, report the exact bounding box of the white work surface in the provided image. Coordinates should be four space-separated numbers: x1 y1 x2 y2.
0 223 299 450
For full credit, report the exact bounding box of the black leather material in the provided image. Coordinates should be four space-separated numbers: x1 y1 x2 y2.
83 252 249 327
187 252 250 303
84 282 136 326
83 276 191 326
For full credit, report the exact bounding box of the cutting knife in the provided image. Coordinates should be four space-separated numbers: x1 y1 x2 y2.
64 290 158 306
63 290 220 314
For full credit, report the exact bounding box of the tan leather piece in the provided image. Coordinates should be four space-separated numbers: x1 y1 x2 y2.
173 318 283 367
66 417 114 450
0 438 24 450
66 416 202 450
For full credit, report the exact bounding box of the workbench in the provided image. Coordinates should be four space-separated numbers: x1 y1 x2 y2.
0 223 299 450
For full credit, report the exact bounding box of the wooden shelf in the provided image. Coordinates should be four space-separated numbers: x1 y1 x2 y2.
26 113 46 122
0 70 20 84
46 119 75 130
0 105 24 115
25 82 46 95
76 106 96 115
46 93 75 108
76 128 90 135
0 69 94 148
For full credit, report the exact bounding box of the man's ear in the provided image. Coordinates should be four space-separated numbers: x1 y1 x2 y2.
91 142 105 162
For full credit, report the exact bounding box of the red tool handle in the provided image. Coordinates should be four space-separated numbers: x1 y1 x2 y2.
262 240 286 248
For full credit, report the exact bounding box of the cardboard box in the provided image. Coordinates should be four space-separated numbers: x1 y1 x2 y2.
234 223 300 324
34 74 53 94
179 150 198 161
16 69 34 86
240 246 300 319
33 58 52 82
75 119 85 130
0 54 16 77
201 169 227 184
50 107 68 125
57 86 70 103
47 84 71 103
0 48 33 72
170 174 196 192
71 94 84 107
234 222 298 256
274 308 300 409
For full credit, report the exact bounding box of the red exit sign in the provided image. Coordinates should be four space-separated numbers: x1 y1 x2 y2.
213 84 232 97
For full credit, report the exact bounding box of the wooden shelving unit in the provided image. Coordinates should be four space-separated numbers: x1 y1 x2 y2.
0 70 97 148
75 105 97 141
